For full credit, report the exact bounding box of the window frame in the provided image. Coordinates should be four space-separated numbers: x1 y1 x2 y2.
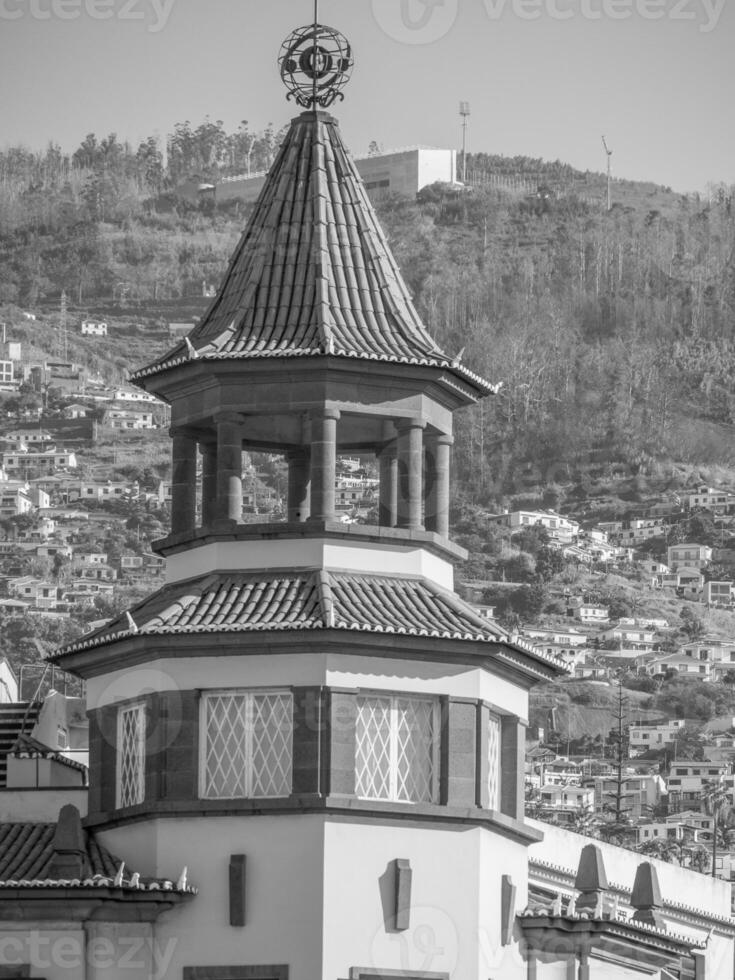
116 700 146 809
199 688 294 802
354 691 441 806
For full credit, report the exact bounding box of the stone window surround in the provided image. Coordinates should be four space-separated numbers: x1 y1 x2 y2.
89 687 525 827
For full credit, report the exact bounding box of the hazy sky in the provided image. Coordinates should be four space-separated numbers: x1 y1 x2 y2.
1 0 733 192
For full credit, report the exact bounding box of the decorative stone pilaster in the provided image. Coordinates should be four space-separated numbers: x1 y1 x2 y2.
214 413 243 524
308 407 340 523
378 443 398 528
200 441 217 527
396 420 425 530
425 432 453 537
287 448 311 522
170 428 197 535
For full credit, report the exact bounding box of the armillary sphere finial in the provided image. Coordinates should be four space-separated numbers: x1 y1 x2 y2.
278 23 354 109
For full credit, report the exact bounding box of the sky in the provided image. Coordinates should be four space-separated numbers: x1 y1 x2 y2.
0 0 733 193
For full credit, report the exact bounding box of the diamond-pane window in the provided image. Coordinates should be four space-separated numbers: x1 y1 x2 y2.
117 703 145 808
487 713 501 810
355 694 438 804
201 691 293 799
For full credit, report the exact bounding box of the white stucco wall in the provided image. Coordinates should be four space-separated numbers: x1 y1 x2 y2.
164 537 455 590
102 815 325 980
86 654 528 721
100 812 531 980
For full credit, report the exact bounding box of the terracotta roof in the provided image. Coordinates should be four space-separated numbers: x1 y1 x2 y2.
49 570 568 673
0 816 195 894
131 111 493 394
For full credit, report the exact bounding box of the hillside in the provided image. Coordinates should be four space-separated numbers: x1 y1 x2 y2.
1 123 734 503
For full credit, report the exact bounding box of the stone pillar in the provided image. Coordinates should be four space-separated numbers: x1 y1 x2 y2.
287 449 311 522
397 420 425 530
200 442 217 527
215 413 243 524
425 433 453 537
378 444 398 528
309 407 340 523
170 427 197 535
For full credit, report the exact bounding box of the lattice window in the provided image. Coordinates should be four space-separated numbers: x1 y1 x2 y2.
355 694 438 804
201 690 293 799
117 703 146 808
487 712 501 810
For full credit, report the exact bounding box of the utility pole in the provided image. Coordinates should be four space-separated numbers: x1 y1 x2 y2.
602 135 613 212
459 102 470 184
60 290 68 361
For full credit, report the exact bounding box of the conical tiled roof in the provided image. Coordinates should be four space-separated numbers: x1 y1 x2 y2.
133 111 491 389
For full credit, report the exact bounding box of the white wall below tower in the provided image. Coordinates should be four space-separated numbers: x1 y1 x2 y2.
164 537 455 591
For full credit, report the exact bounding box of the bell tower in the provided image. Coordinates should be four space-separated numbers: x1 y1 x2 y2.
52 20 567 980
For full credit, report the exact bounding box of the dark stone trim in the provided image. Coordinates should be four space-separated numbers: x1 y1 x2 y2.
292 686 327 796
183 967 288 980
82 796 542 844
501 717 525 820
442 699 476 807
229 854 246 927
327 689 357 797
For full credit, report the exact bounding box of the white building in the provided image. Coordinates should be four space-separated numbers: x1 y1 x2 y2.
629 719 688 754
687 487 735 513
80 319 108 336
704 581 735 607
667 543 713 571
490 509 580 544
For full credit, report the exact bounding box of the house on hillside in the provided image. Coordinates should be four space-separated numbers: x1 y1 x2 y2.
667 763 734 813
668 543 713 571
80 319 107 337
62 403 89 419
573 603 610 625
704 581 735 607
687 487 735 514
599 625 657 651
628 719 687 755
489 509 579 544
101 407 154 430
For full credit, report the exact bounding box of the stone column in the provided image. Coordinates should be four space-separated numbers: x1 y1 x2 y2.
215 413 243 523
378 444 398 528
170 428 197 535
287 448 311 522
200 441 217 527
309 407 340 523
397 420 425 530
425 433 453 537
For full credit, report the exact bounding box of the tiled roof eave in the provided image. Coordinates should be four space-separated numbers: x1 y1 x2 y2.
50 621 567 674
130 348 496 397
0 877 197 895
